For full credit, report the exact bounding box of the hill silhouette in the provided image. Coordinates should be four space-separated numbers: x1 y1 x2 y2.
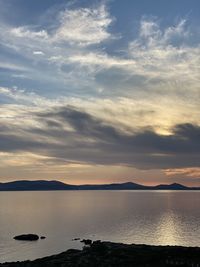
0 180 199 191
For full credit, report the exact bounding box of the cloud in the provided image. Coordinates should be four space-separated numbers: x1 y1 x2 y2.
67 52 134 69
0 7 199 101
10 27 48 39
33 51 45 55
128 18 200 85
0 2 200 183
138 18 188 44
53 4 113 46
0 62 29 72
8 4 113 47
0 105 200 170
1 85 200 137
165 167 200 178
0 3 116 96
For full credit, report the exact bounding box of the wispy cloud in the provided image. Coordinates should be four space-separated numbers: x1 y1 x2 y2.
165 167 200 178
128 18 200 84
0 7 199 98
53 4 113 46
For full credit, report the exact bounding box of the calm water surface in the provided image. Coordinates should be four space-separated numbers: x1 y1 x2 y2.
0 190 199 262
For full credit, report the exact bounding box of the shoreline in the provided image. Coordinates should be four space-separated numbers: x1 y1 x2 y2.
1 241 200 267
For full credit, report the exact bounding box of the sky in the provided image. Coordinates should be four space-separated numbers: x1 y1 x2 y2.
0 0 200 186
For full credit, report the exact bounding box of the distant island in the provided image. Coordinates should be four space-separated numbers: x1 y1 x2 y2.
0 180 199 191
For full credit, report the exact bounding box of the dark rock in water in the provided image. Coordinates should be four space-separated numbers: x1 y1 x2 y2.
72 238 80 241
14 234 39 241
80 239 92 245
40 236 46 239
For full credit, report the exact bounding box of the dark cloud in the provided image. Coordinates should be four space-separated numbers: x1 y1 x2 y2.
0 133 44 152
0 106 200 169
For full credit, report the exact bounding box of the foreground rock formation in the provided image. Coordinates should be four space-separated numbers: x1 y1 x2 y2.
1 241 200 267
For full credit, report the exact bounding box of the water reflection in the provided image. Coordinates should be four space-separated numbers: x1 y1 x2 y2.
0 190 199 262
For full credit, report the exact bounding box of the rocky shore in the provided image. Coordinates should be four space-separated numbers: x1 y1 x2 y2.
1 240 200 267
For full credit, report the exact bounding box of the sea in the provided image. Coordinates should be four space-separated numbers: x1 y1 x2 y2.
0 190 199 263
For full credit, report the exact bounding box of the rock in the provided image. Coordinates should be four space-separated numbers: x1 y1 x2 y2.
72 238 80 241
91 240 107 255
13 234 39 241
1 241 200 266
40 236 46 239
80 239 92 245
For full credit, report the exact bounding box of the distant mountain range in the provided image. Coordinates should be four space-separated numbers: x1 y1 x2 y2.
0 180 199 191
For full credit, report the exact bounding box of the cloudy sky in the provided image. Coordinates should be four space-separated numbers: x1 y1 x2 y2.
0 0 200 186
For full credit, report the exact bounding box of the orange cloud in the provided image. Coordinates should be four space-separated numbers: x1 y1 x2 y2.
165 168 200 178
